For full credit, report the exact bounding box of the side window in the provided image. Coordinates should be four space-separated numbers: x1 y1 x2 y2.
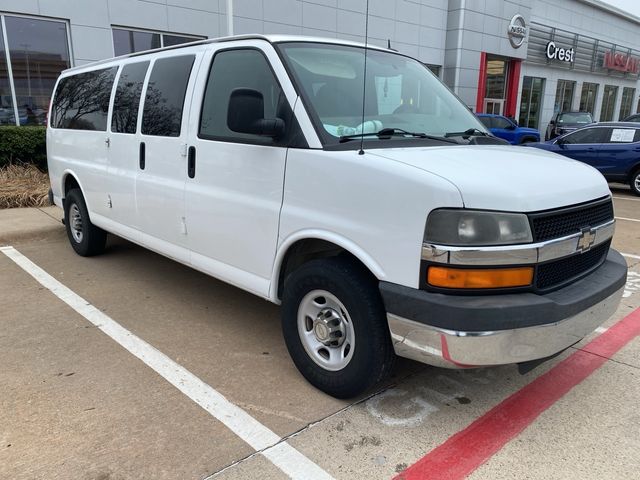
563 128 609 144
478 116 492 129
51 67 117 131
493 116 512 129
199 49 288 144
112 61 149 134
141 55 195 137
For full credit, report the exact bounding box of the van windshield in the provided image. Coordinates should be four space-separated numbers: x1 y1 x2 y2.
277 42 487 145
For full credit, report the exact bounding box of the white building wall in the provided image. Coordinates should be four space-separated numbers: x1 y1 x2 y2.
228 0 448 68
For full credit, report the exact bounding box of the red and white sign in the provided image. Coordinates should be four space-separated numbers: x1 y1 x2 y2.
603 50 640 74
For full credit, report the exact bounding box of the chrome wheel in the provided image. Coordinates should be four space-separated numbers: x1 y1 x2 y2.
69 203 83 243
297 290 355 371
635 173 640 193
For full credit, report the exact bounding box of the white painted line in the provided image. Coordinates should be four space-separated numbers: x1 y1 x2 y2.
621 252 640 260
595 327 608 334
1 246 333 480
613 196 640 202
615 216 640 223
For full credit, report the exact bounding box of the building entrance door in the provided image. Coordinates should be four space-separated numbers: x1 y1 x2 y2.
484 56 507 115
484 99 504 115
476 53 521 118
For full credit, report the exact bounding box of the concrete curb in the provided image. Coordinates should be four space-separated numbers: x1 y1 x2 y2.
0 207 65 246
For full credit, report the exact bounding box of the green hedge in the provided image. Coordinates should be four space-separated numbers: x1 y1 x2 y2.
0 126 47 171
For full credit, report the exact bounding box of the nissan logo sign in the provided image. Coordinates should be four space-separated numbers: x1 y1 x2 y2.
507 14 527 48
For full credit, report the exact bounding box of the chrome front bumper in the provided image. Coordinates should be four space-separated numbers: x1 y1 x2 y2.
387 286 623 368
381 249 627 369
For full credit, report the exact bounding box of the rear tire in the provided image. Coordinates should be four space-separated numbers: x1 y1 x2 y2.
281 257 395 398
630 169 640 196
64 188 107 256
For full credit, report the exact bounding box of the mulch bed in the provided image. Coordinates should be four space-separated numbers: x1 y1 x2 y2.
0 164 50 209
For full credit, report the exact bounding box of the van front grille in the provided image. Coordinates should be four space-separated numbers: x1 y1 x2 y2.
529 199 614 242
535 240 610 291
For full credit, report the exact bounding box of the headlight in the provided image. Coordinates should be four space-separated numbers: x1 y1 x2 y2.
424 209 532 246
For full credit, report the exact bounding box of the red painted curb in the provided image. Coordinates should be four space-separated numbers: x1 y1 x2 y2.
395 307 640 480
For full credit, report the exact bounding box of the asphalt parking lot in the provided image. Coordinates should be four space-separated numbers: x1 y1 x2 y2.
1 188 639 480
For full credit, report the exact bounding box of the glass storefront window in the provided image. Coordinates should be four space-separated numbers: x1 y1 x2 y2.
600 85 618 121
579 83 598 115
163 34 198 47
518 76 545 130
619 87 635 120
554 79 575 113
0 21 15 125
3 15 71 126
113 29 160 56
426 64 441 77
112 28 203 56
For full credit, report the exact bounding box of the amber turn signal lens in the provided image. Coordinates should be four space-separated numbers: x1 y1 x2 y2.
427 266 534 289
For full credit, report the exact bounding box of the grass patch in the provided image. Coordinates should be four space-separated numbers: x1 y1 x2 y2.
0 164 50 209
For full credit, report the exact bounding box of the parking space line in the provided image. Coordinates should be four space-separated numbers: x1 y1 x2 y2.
395 307 640 480
613 196 640 202
0 246 333 480
621 252 640 260
615 216 640 223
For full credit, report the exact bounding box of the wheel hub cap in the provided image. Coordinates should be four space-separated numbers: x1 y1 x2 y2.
313 308 346 346
297 290 355 371
69 203 83 243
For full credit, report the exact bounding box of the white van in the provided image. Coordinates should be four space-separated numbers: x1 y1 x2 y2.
47 35 627 398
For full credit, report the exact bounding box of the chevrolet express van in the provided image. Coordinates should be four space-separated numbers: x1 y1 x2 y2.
47 35 627 398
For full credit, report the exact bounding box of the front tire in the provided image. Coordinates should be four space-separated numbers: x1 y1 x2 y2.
630 169 640 196
64 188 107 256
281 257 395 398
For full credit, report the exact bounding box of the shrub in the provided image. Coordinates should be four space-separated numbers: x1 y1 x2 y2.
0 126 47 171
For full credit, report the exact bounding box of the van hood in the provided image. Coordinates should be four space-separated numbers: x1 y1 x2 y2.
369 145 610 212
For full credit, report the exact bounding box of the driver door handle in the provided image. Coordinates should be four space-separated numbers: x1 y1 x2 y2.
139 142 145 170
187 146 196 179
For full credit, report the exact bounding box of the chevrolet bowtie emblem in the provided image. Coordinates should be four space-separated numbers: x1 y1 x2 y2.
577 228 596 253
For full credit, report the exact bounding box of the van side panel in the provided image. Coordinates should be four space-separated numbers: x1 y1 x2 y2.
277 149 464 292
47 66 119 217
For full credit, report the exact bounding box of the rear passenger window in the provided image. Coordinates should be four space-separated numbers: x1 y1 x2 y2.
199 49 287 144
112 61 149 134
51 67 117 131
141 55 195 137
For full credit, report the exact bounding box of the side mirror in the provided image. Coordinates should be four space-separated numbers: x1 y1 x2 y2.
227 88 285 138
556 137 567 148
506 123 516 130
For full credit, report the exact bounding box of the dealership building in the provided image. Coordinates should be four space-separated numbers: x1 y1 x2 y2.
1 0 639 133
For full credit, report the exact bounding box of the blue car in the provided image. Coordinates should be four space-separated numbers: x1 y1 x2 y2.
476 113 540 145
526 122 640 196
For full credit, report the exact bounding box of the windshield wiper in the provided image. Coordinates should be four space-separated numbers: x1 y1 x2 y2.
444 128 489 138
339 127 458 144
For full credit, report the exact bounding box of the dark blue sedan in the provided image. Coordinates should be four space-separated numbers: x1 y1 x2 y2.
526 122 640 196
477 114 540 145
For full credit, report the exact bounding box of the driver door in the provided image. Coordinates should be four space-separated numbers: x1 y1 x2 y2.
184 43 296 296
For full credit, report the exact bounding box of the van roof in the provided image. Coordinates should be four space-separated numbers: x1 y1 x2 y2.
64 34 393 73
